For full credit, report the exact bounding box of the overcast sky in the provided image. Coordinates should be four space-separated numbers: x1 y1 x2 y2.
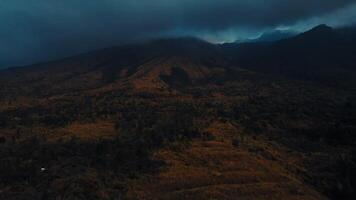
1 0 356 68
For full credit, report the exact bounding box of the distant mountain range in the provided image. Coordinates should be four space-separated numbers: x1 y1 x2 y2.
1 24 356 96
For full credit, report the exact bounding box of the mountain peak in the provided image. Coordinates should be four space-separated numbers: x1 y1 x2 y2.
148 37 212 47
290 24 334 42
143 37 222 60
308 24 333 33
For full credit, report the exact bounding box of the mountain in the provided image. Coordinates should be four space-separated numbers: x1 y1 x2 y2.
0 38 239 97
222 24 356 85
2 24 356 96
1 27 356 200
235 30 296 43
3 24 356 95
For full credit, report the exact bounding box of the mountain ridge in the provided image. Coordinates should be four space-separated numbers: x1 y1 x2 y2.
222 24 356 86
2 24 356 93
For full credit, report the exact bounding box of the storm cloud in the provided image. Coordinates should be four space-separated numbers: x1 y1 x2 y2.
1 0 356 68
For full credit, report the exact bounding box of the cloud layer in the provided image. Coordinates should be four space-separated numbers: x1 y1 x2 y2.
1 0 356 68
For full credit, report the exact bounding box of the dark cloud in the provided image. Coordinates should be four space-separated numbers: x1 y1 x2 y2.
1 0 356 68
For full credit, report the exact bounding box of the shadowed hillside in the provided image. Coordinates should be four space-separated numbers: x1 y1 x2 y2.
1 26 356 200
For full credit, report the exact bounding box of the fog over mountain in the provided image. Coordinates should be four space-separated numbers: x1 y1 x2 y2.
2 2 356 199
1 0 356 68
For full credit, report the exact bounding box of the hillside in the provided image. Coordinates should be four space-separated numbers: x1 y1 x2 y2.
1 27 356 200
0 38 236 96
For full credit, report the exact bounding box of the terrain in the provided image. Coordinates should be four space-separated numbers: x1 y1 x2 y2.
0 25 356 200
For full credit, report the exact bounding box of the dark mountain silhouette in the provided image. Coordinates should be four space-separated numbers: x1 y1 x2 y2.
222 24 356 86
2 24 356 92
2 24 356 96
